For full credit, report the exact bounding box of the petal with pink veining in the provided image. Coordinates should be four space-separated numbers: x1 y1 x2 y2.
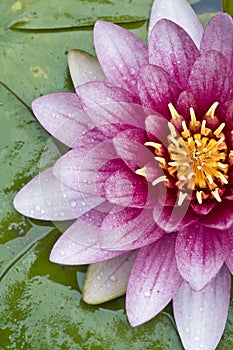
53 141 125 197
176 224 230 290
49 217 123 265
173 265 231 350
113 129 154 172
100 207 161 250
32 93 92 148
138 64 182 119
94 20 148 95
13 168 102 221
126 233 183 326
149 19 199 89
188 50 233 112
200 13 233 69
77 81 145 129
83 251 138 304
68 49 105 89
148 0 203 47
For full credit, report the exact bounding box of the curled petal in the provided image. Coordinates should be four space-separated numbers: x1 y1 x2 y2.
148 0 203 47
126 233 183 326
149 19 199 89
173 265 231 350
176 224 230 290
94 20 148 95
68 49 105 89
83 251 138 304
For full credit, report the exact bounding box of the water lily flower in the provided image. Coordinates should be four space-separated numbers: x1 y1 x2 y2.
13 0 233 349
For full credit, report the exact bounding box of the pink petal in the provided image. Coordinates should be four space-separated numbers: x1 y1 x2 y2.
77 81 144 129
149 19 199 89
176 91 199 121
82 251 137 304
148 0 203 47
126 233 183 326
94 20 148 95
13 168 102 221
188 51 233 112
53 140 123 197
104 167 149 208
113 128 154 172
50 217 122 265
200 13 233 69
138 64 182 119
153 204 197 233
201 200 233 230
226 233 233 274
100 208 162 250
68 49 105 89
173 265 231 350
175 224 230 290
32 93 92 148
145 114 169 145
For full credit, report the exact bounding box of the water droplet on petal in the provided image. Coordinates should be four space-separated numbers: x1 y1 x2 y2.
60 250 65 256
194 336 200 342
110 275 116 282
35 205 41 211
70 201 76 208
144 291 151 297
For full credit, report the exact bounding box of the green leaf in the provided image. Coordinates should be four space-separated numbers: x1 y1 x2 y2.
223 0 233 16
0 232 183 350
2 0 153 29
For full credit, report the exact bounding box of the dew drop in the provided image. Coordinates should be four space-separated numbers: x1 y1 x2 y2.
130 67 136 75
131 80 136 86
60 250 65 256
46 199 52 207
118 63 123 69
70 201 77 208
198 307 204 313
35 205 41 211
194 336 200 342
96 275 102 281
144 291 151 297
185 328 190 333
110 275 116 282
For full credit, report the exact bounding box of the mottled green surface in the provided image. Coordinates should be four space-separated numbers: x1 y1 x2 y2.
0 0 231 349
223 0 233 16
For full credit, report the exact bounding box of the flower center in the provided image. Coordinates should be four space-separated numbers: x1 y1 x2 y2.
137 102 233 206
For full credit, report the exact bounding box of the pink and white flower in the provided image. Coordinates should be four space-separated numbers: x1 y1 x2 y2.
14 0 233 349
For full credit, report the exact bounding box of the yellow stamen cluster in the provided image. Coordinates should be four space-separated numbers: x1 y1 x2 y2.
136 102 232 206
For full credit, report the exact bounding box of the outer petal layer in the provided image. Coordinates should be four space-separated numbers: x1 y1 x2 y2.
82 251 138 304
94 20 148 95
13 168 101 221
148 0 203 47
173 265 231 350
32 93 91 148
175 224 230 290
68 49 105 88
126 233 183 326
49 217 122 265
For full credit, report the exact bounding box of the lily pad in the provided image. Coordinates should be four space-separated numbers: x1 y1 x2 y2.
223 0 233 16
0 0 232 349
